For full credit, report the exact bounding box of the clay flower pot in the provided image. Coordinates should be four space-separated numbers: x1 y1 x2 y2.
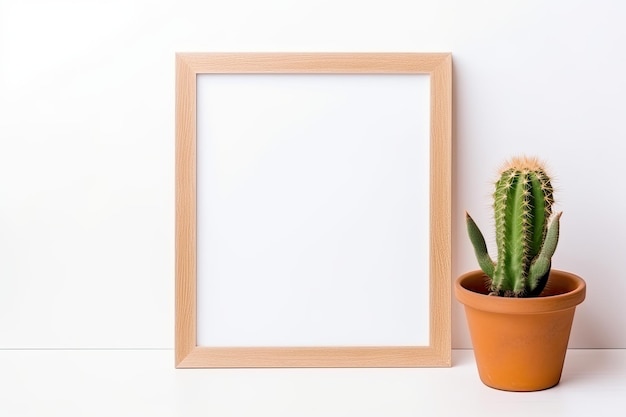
455 269 586 391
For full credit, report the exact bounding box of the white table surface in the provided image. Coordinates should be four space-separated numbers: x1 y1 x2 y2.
0 349 623 416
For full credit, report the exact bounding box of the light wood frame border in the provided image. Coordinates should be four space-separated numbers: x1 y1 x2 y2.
175 53 452 368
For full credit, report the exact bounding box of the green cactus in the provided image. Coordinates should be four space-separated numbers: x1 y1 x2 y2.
466 156 562 297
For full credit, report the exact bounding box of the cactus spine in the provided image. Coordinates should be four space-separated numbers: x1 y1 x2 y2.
466 156 561 297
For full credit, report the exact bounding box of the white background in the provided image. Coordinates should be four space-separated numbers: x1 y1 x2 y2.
1 0 625 350
195 74 430 347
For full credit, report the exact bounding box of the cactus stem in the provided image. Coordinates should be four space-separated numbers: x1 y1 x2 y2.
468 156 559 297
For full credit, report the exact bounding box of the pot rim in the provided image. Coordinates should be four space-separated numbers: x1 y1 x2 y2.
455 269 586 314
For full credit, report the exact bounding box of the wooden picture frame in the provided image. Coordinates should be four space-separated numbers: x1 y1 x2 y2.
176 53 451 368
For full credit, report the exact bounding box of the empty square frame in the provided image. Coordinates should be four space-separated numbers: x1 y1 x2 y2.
176 53 451 368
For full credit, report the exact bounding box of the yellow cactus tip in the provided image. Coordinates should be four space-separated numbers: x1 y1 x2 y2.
499 155 547 174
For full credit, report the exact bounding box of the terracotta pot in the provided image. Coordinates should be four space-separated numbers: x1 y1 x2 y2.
455 269 586 391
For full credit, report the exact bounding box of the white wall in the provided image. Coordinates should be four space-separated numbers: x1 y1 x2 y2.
1 0 624 350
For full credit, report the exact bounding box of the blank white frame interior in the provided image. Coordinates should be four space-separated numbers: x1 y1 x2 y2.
175 53 452 368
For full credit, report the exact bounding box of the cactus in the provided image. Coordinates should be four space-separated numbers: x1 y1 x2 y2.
466 156 562 297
